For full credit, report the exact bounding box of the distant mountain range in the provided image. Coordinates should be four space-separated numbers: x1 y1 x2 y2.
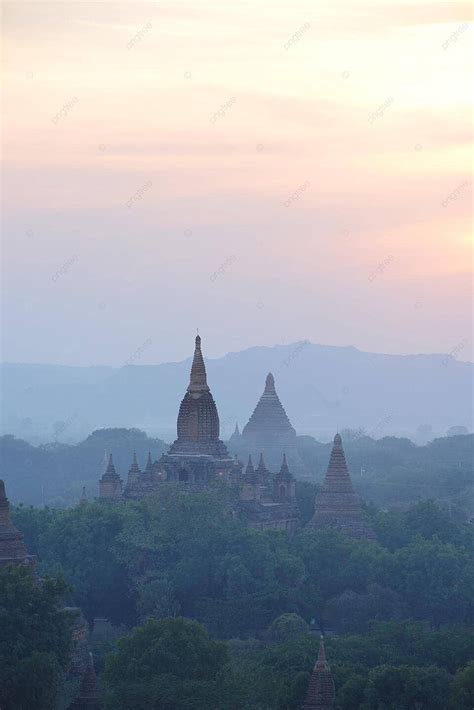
1 342 472 444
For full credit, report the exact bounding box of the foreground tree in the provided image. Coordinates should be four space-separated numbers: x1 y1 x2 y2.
0 565 74 710
103 617 233 709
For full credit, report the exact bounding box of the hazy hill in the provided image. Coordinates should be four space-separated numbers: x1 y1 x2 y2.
0 428 167 507
1 342 472 444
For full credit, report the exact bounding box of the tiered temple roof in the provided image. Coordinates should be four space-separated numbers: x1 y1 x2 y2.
242 372 296 440
302 638 335 710
0 479 35 568
236 372 309 478
309 434 376 540
69 652 102 710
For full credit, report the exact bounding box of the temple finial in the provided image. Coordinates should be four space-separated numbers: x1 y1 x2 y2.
265 372 275 393
188 333 209 393
106 454 116 474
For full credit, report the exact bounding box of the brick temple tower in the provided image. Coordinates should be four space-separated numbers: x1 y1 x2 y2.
309 433 376 540
301 637 335 710
69 652 102 710
233 372 310 478
154 334 241 485
0 479 36 568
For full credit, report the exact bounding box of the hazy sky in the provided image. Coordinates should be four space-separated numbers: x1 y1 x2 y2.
2 1 472 366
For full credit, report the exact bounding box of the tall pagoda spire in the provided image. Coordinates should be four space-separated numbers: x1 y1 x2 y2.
0 480 35 567
187 335 209 394
170 334 230 457
301 637 335 710
309 433 376 540
69 652 102 710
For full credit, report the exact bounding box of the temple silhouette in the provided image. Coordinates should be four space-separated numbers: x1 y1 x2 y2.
98 334 374 538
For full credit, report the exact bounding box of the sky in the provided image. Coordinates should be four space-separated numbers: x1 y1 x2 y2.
1 0 473 366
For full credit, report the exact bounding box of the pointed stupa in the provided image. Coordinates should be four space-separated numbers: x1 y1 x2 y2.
275 453 293 482
169 335 230 457
245 455 255 475
144 452 153 474
252 452 269 489
301 637 335 710
0 480 35 567
130 452 141 474
242 373 296 440
99 454 123 501
187 334 210 394
102 454 117 480
69 652 102 710
309 434 376 540
229 422 241 445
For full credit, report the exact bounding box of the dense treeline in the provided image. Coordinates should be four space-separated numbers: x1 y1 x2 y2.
4 490 474 708
2 429 472 510
14 489 473 635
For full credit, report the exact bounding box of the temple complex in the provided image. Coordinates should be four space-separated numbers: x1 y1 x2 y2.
0 479 36 568
309 434 376 540
99 336 300 530
229 372 310 478
69 653 102 710
301 638 335 710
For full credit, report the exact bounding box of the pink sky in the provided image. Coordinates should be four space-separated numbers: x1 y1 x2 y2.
1 1 472 365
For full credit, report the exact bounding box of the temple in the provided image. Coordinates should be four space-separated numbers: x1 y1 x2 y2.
99 336 300 530
236 453 299 531
230 372 310 478
118 335 241 499
0 479 36 568
301 638 335 710
309 433 376 540
69 652 102 710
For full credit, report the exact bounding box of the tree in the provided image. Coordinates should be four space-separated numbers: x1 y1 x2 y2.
266 614 310 644
450 661 474 709
363 664 451 709
385 539 473 627
37 502 138 625
103 617 231 710
0 565 75 710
